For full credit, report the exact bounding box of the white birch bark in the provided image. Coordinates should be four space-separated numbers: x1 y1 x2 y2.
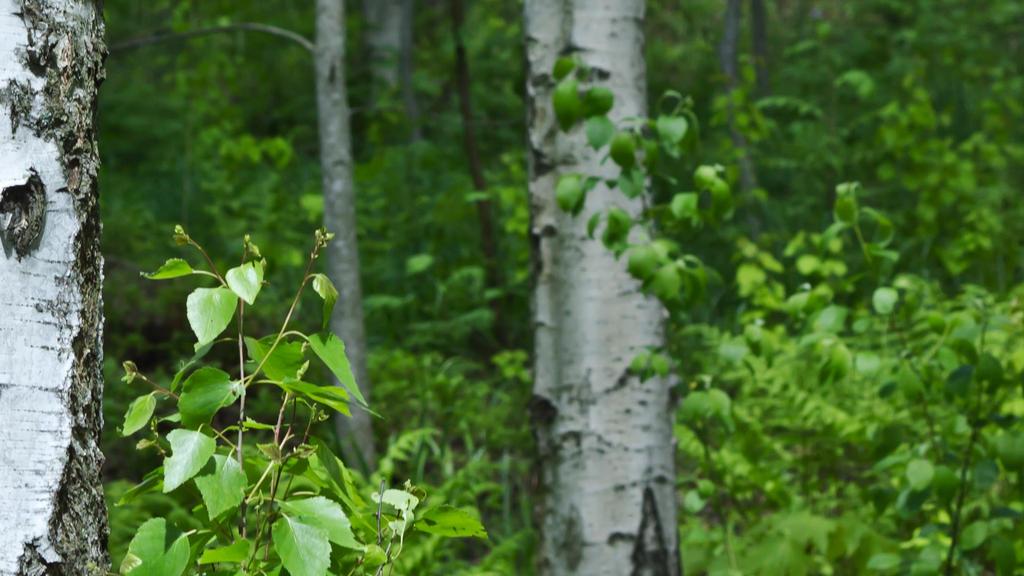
525 1 680 574
316 0 377 469
0 0 107 574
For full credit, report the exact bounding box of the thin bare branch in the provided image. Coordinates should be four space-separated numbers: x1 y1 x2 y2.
111 22 314 55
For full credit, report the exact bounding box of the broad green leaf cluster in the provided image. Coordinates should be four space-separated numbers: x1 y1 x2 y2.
117 229 486 575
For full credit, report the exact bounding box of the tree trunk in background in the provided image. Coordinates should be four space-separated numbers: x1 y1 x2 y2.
750 0 770 95
449 0 504 346
363 0 402 86
316 0 377 471
0 0 108 573
525 1 680 575
398 0 421 139
721 0 761 236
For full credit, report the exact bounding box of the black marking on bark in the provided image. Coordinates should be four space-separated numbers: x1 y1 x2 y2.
563 505 584 570
630 487 673 576
1 80 34 134
529 394 558 430
0 169 46 260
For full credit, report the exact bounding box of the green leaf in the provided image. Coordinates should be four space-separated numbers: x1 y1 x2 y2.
683 490 706 513
960 521 988 551
178 367 239 428
308 332 365 406
363 544 387 568
279 378 351 416
553 78 582 130
142 258 193 280
194 454 247 520
609 132 636 169
122 393 156 436
995 431 1024 468
313 439 366 511
627 245 660 281
656 115 688 148
670 193 699 224
872 287 899 314
945 365 974 397
123 518 190 576
601 207 632 249
312 273 339 330
416 506 488 539
650 264 682 301
905 459 935 491
988 536 1017 576
225 261 264 305
833 182 859 225
163 429 216 493
617 168 645 198
583 87 614 117
198 538 251 564
245 336 306 381
272 515 331 576
552 56 575 81
555 174 584 214
186 287 238 346
405 254 434 276
585 116 615 149
866 553 901 573
280 496 362 549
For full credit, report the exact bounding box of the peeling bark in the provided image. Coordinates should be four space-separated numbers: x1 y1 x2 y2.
0 0 108 574
316 0 377 470
524 1 680 574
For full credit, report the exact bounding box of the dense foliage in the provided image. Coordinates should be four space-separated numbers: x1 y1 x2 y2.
100 0 1023 574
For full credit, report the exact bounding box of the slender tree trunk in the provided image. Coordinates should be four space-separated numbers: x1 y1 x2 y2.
750 0 769 95
0 0 108 574
398 0 421 139
363 0 403 86
316 0 377 471
720 0 761 231
449 0 503 345
525 1 680 575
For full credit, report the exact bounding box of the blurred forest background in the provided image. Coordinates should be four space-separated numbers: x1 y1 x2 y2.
99 0 1024 574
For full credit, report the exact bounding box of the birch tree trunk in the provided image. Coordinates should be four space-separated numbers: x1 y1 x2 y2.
0 0 108 574
362 0 402 86
525 1 680 574
316 0 377 470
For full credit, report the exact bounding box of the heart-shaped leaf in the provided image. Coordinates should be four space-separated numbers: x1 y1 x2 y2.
186 287 238 346
226 261 264 305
